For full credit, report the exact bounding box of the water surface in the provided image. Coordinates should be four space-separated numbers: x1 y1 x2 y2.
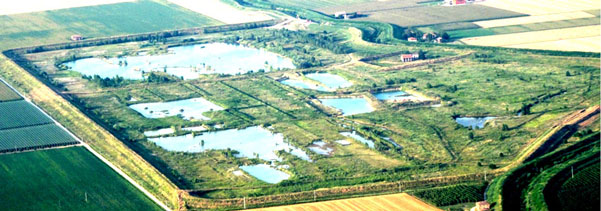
239 164 290 184
129 98 223 120
320 98 374 116
455 117 496 129
306 73 352 90
65 43 295 79
374 91 417 101
340 131 375 148
307 141 334 155
144 128 174 137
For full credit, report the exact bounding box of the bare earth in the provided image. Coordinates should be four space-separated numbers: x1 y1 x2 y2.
0 0 133 15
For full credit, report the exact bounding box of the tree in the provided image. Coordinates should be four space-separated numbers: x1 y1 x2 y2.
502 124 509 131
441 32 450 40
565 71 571 76
468 131 474 140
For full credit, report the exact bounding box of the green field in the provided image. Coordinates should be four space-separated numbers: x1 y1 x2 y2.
0 147 161 210
0 0 221 50
0 80 21 102
448 17 600 39
0 100 53 130
264 0 374 9
555 161 600 211
0 124 78 153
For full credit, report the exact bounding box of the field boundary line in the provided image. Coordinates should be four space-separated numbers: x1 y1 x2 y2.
0 76 172 211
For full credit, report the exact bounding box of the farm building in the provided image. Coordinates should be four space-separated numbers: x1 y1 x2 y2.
407 37 418 42
70 34 83 41
401 53 420 62
444 0 467 6
333 11 358 19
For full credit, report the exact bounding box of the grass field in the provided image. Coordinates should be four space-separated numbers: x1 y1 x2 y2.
460 25 600 48
449 17 599 39
0 100 53 130
473 11 596 28
479 0 601 15
168 0 273 24
0 0 133 15
316 1 523 27
0 80 21 102
507 36 601 53
0 0 221 50
249 193 442 211
267 0 374 9
0 124 78 152
0 147 161 210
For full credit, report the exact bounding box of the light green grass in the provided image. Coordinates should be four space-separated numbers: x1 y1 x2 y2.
0 0 221 50
0 147 161 210
449 17 600 39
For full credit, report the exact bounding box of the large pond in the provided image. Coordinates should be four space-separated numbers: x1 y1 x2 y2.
374 91 418 101
129 98 223 120
455 117 496 129
65 43 295 79
239 164 290 184
306 73 352 90
340 131 375 148
148 126 311 161
280 79 329 92
319 98 374 116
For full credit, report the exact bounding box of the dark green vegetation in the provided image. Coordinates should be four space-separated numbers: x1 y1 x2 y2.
0 0 221 50
487 132 600 210
0 80 21 102
410 182 487 206
0 100 53 129
0 124 78 153
0 147 161 210
552 161 600 211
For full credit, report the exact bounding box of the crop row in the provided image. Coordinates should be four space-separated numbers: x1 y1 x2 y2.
0 124 78 153
555 162 600 211
410 182 487 206
0 80 21 102
0 100 53 130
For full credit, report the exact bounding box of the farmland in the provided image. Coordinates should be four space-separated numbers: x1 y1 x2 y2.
0 100 53 129
0 0 221 49
0 147 161 210
0 124 79 153
248 193 442 211
168 0 274 24
0 80 21 102
554 161 600 211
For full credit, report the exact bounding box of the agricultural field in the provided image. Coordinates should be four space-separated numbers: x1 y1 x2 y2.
0 0 133 15
168 0 275 24
0 124 79 153
249 193 442 211
0 100 53 129
0 0 221 50
0 147 161 210
554 161 600 211
0 80 21 102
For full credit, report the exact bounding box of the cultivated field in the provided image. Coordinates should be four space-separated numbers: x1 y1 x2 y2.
0 0 133 15
0 100 53 130
168 0 273 24
267 0 373 9
507 36 601 53
473 11 596 28
0 0 221 50
249 193 442 211
460 25 601 52
0 80 21 102
0 123 79 153
479 0 601 15
0 147 161 210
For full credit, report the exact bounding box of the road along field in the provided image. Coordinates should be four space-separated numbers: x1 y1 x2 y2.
460 25 601 52
249 193 442 211
0 147 162 210
168 0 274 24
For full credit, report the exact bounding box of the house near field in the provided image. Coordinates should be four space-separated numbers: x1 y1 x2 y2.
444 0 467 6
401 53 420 62
407 37 418 42
333 11 358 19
70 34 83 41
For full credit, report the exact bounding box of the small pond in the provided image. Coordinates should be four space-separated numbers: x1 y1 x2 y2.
182 126 207 132
455 117 496 129
319 98 374 116
280 79 329 91
129 97 223 120
65 43 295 79
307 141 334 156
340 131 375 148
305 73 352 90
374 91 417 101
144 128 174 137
239 164 290 184
148 126 311 161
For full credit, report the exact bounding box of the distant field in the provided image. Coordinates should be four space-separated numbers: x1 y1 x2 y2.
249 193 442 211
316 1 523 27
473 11 595 28
507 36 601 53
0 147 161 210
449 17 599 39
0 100 53 130
460 25 601 51
0 124 78 153
0 80 21 102
0 0 133 15
479 0 601 15
556 161 600 211
0 0 221 50
267 0 374 9
168 0 273 24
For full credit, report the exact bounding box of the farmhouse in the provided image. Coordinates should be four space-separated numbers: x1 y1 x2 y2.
401 53 420 62
407 37 418 42
333 11 358 19
70 34 83 41
444 0 467 6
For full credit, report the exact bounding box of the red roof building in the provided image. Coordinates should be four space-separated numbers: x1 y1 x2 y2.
407 37 418 42
401 53 420 62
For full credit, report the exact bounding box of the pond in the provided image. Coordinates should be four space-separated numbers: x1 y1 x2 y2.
143 128 174 137
129 97 223 120
374 91 417 101
280 79 329 92
340 131 375 148
305 73 352 90
148 126 311 161
307 141 334 156
239 164 290 184
319 98 374 116
65 43 295 79
455 117 496 129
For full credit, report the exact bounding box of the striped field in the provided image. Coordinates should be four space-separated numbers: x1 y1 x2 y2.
473 11 595 28
0 124 78 153
0 80 21 102
0 100 53 130
249 193 442 211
